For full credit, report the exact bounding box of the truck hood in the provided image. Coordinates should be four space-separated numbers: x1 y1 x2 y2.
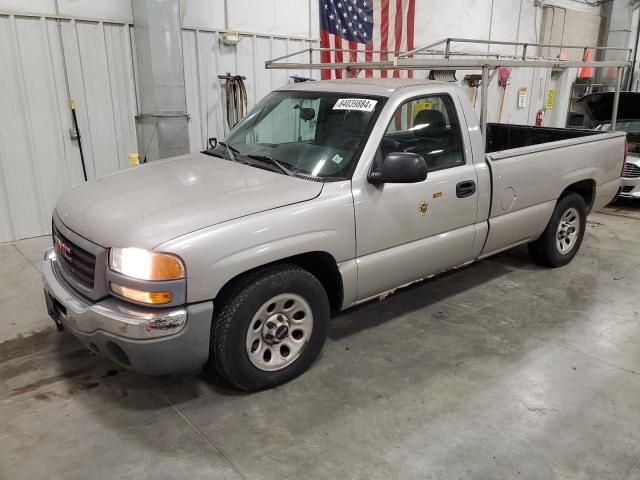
56 153 323 249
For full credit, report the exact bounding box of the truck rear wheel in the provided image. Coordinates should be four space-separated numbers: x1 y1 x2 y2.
528 192 587 267
209 264 330 391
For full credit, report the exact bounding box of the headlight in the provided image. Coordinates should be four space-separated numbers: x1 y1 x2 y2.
109 247 185 281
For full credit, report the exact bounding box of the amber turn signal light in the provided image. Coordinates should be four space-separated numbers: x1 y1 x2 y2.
110 283 172 305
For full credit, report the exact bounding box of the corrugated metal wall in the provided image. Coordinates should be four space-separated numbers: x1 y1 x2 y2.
181 28 318 152
0 13 136 242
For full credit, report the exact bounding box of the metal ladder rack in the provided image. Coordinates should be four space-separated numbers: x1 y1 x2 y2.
265 38 632 137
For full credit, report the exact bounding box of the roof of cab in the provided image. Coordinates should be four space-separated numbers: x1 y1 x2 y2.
276 78 445 97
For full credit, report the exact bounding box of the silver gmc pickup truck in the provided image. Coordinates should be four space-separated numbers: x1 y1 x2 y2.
43 79 625 390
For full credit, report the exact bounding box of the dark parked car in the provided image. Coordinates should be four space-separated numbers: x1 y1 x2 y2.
569 92 640 198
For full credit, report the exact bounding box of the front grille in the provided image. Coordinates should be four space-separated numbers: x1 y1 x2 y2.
52 225 96 288
622 185 634 194
622 162 640 178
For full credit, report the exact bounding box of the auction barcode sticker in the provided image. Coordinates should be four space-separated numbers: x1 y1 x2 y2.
333 98 377 112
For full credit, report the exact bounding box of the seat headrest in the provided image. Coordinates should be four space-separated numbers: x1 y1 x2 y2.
316 110 371 147
413 109 446 136
341 111 371 135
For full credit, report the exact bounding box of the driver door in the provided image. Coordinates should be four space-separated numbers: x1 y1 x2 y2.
354 93 479 300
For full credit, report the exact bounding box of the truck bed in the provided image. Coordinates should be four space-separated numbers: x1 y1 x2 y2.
479 125 626 257
485 123 601 154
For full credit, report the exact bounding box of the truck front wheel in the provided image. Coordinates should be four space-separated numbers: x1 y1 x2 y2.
528 192 587 267
209 264 330 391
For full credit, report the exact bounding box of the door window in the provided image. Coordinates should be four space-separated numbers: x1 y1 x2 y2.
381 95 465 171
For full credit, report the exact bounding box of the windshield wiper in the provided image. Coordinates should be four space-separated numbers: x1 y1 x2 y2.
202 149 225 159
203 138 244 162
218 141 240 162
246 154 295 177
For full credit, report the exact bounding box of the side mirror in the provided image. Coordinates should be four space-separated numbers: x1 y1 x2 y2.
368 152 427 185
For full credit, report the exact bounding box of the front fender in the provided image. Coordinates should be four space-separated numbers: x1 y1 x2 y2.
156 181 356 303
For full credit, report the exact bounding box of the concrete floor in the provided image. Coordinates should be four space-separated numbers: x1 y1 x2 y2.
1 200 640 480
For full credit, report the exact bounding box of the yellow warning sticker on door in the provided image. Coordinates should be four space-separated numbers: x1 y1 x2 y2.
546 89 556 110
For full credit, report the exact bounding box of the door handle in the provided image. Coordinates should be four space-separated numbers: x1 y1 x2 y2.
456 180 476 198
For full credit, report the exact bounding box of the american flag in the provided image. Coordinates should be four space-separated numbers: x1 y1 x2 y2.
319 0 416 79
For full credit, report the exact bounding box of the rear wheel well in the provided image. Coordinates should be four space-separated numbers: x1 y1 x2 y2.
562 179 595 212
215 252 344 312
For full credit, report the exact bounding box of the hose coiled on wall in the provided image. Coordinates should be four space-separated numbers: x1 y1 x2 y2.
224 75 248 129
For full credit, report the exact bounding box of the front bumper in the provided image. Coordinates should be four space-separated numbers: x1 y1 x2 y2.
42 249 213 375
620 177 640 198
621 157 640 198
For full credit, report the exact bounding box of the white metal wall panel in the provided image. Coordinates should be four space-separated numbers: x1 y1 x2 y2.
183 30 224 154
253 37 274 103
0 0 134 21
182 30 204 158
0 15 44 239
0 14 136 242
182 29 317 152
103 23 138 171
179 0 312 37
77 21 136 172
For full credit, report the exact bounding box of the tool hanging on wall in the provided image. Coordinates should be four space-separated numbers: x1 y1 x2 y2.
219 73 247 130
496 67 512 123
69 99 88 182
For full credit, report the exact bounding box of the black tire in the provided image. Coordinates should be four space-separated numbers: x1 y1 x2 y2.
209 264 330 391
528 192 587 267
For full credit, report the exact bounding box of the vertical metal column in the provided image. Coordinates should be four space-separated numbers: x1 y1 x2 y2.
481 65 489 139
132 0 190 160
611 67 623 130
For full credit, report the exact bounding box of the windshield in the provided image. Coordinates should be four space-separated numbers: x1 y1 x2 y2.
212 91 384 179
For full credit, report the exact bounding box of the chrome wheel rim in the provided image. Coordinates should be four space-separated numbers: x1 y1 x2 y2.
556 207 580 255
245 293 313 371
